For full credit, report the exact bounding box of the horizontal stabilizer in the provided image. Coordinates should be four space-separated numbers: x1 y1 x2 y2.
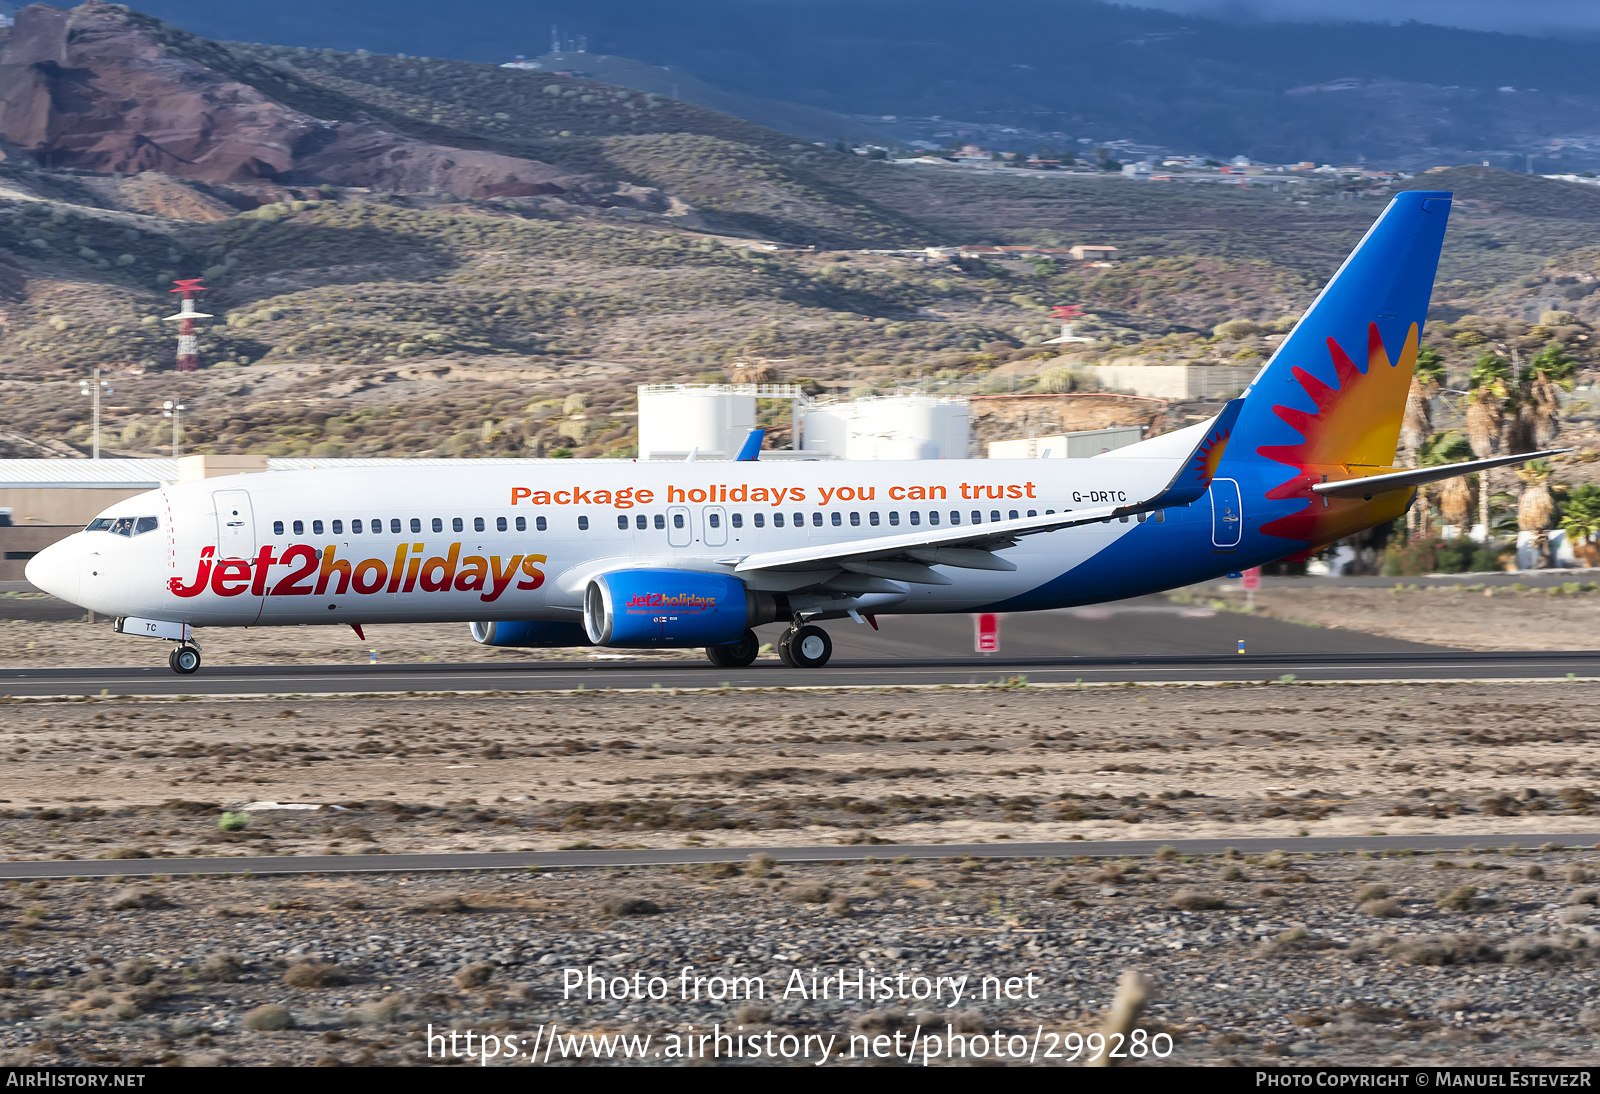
1311 449 1569 498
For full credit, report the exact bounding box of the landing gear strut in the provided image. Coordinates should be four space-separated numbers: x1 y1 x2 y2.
778 624 832 668
705 629 760 668
168 644 201 675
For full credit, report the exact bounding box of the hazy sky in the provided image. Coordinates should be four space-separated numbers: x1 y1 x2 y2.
1131 0 1600 34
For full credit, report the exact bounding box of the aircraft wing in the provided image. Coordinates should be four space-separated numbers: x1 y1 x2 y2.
1311 449 1568 498
729 399 1243 581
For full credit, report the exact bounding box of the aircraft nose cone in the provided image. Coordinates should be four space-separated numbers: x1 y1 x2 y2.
25 538 80 604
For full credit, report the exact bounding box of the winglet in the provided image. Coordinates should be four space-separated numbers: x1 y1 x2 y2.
1133 398 1244 511
734 428 765 462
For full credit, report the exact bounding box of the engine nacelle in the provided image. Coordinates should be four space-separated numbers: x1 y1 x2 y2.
468 620 592 647
583 569 776 648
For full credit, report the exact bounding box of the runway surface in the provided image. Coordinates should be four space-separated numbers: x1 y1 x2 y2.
2 832 1595 880
1 597 1592 696
6 649 1600 697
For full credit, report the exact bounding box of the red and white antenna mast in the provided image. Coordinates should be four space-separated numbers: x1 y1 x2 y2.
163 278 212 372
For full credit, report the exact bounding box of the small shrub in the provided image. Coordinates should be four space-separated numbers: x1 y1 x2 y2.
790 884 832 904
406 895 470 914
109 888 171 911
1045 876 1073 895
1570 866 1595 884
828 896 853 917
1559 907 1591 925
1391 933 1500 966
1219 865 1244 882
1090 864 1124 884
1359 898 1404 918
1354 883 1390 903
1169 888 1227 910
597 896 661 916
113 960 152 985
198 953 243 982
1436 886 1479 912
242 1004 293 1031
1570 888 1600 906
746 853 776 878
218 812 251 832
1525 864 1547 880
283 962 349 989
1155 845 1178 862
453 963 493 989
104 847 150 859
735 1003 772 1025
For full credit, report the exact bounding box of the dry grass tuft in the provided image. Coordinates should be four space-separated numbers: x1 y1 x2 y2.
1168 888 1227 911
242 1004 293 1031
597 896 662 916
283 962 350 989
453 963 493 989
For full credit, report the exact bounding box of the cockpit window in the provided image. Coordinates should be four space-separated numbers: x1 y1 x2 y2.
90 516 158 536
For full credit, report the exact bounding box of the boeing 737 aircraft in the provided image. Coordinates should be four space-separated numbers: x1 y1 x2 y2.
26 190 1558 673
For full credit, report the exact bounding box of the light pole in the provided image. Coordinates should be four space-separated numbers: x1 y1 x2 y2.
163 399 186 458
78 368 112 459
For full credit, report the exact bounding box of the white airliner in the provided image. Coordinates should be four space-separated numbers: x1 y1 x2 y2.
24 190 1554 673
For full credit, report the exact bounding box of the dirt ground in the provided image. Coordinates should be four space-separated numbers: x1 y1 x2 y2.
0 683 1595 857
0 682 1598 1066
1183 583 1600 652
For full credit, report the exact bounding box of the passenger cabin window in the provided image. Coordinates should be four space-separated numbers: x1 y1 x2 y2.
496 517 506 531
812 512 823 527
909 512 920 526
293 520 305 536
452 517 464 532
950 512 961 525
869 512 879 526
708 513 721 529
1008 510 1018 520
653 514 665 530
673 514 685 529
352 520 363 534
273 520 285 535
535 517 546 531
578 516 589 531
409 518 421 534
431 518 443 533
773 513 784 527
332 520 343 534
636 515 647 530
515 517 526 531
731 513 743 529
312 520 324 535
753 513 765 528
888 512 899 526
391 519 402 534
928 512 940 526
849 512 860 526
617 515 628 530
473 517 484 532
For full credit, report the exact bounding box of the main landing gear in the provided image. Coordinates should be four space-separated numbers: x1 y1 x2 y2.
778 624 832 668
705 629 760 668
168 644 201 675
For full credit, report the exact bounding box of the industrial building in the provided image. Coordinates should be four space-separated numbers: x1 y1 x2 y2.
636 384 970 461
987 425 1144 459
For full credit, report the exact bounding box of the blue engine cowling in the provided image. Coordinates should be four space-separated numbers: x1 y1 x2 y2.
468 620 592 647
584 569 772 648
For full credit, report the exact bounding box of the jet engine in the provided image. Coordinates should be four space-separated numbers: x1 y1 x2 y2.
468 620 592 647
583 569 778 648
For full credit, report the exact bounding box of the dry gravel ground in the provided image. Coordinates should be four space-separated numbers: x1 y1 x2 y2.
0 682 1598 1066
2 849 1600 1066
1193 583 1600 652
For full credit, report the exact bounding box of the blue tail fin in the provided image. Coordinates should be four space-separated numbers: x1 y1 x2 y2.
734 428 765 461
1231 189 1451 470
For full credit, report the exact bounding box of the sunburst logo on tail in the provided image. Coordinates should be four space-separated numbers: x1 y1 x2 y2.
1259 322 1418 543
1191 422 1231 484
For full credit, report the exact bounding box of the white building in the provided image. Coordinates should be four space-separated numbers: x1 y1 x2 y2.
800 394 969 460
987 426 1143 459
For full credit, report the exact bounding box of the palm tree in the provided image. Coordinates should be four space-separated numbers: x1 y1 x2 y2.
1517 460 1557 568
1402 345 1447 538
1401 345 1446 462
1560 483 1600 567
1518 342 1577 450
1467 353 1514 540
1421 431 1474 537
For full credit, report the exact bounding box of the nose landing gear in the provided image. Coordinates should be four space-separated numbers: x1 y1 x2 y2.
168 644 201 675
777 624 832 668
